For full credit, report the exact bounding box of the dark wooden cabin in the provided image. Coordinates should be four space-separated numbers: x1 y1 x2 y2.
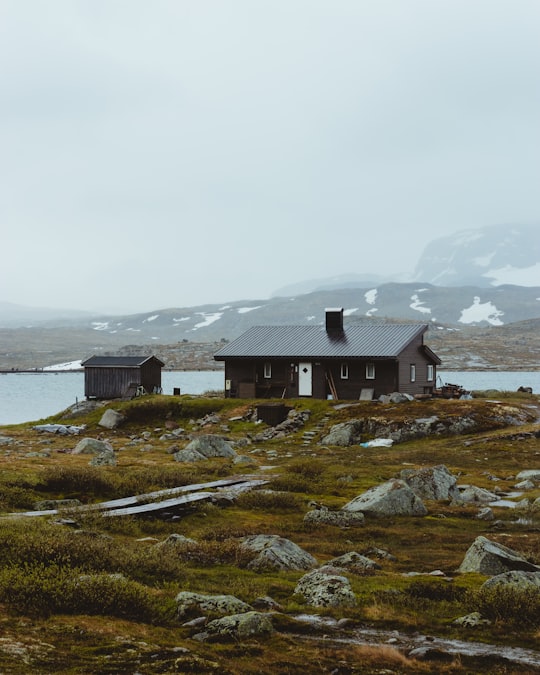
214 308 441 400
82 355 165 400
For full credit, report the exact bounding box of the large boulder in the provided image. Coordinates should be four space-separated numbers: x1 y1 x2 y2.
173 448 207 463
294 567 357 608
458 536 540 575
181 435 236 459
175 592 252 620
342 479 428 517
320 420 364 446
515 469 540 482
98 409 124 430
73 438 113 455
399 465 459 501
481 570 540 590
240 534 318 572
196 611 274 641
453 486 498 504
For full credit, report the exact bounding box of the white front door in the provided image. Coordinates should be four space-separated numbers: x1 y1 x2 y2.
298 362 312 396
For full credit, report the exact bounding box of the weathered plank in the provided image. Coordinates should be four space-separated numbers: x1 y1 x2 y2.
3 475 270 519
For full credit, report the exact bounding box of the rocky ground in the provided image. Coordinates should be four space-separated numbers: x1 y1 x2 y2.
0 393 539 672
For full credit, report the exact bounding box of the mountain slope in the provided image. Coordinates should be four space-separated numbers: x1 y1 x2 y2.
413 223 540 287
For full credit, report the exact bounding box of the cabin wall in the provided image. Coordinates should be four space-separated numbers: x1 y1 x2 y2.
140 362 163 393
397 340 436 396
85 367 142 399
223 358 401 400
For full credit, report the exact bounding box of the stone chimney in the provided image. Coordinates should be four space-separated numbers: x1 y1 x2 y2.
325 307 344 333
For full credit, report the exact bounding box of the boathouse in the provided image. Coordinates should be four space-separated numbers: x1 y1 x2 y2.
213 309 441 400
82 355 165 400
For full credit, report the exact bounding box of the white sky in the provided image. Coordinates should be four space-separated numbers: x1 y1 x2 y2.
1 0 539 314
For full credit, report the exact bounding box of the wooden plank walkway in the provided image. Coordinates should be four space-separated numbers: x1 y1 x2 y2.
4 475 270 519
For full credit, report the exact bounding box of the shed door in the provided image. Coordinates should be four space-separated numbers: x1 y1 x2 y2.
298 362 312 396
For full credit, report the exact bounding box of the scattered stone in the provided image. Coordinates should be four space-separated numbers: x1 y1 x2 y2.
399 465 459 501
303 507 365 528
195 611 273 641
175 592 252 620
72 438 114 455
328 551 381 572
453 612 491 628
181 435 236 459
481 570 540 590
241 534 318 572
342 479 428 517
98 409 124 429
157 534 197 547
251 596 283 611
515 479 535 490
476 507 494 521
173 448 207 463
294 568 357 608
89 450 116 466
453 485 498 504
458 536 540 575
515 469 540 482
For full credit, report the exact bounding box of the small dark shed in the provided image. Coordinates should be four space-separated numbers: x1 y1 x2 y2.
82 355 165 400
214 308 441 400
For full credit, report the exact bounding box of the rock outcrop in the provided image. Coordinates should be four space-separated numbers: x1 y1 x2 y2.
458 536 540 575
241 534 318 572
342 479 428 517
399 465 459 501
294 567 357 608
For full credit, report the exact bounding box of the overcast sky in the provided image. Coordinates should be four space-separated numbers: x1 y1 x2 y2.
1 1 538 314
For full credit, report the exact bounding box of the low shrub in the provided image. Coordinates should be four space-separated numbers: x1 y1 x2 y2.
0 563 170 622
235 490 301 511
470 585 540 627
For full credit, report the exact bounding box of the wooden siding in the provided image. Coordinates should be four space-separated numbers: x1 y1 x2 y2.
397 339 437 396
85 362 163 399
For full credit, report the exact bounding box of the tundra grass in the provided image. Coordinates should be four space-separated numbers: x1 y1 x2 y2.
0 394 539 672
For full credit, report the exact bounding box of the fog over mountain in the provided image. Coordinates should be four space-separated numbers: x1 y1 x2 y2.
1 224 539 332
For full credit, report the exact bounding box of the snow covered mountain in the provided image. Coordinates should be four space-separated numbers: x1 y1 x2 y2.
412 223 540 287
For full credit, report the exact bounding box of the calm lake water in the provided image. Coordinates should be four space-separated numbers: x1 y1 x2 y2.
0 370 538 426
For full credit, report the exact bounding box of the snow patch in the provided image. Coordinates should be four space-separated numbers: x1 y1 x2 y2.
126 328 141 332
410 294 431 314
43 360 83 371
143 315 159 322
172 317 190 323
459 297 504 326
364 289 377 305
343 308 358 316
366 308 378 316
192 312 223 330
92 322 109 331
237 306 262 314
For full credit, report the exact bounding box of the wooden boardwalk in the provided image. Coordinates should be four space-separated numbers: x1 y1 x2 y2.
4 474 270 519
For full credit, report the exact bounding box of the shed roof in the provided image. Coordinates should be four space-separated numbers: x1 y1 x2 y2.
81 355 165 368
214 323 437 360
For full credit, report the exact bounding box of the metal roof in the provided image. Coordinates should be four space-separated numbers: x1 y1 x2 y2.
81 355 164 368
214 324 429 360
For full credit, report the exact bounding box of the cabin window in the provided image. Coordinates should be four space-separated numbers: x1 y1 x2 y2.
366 362 375 379
263 362 272 379
410 364 416 382
340 363 349 379
427 364 434 381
